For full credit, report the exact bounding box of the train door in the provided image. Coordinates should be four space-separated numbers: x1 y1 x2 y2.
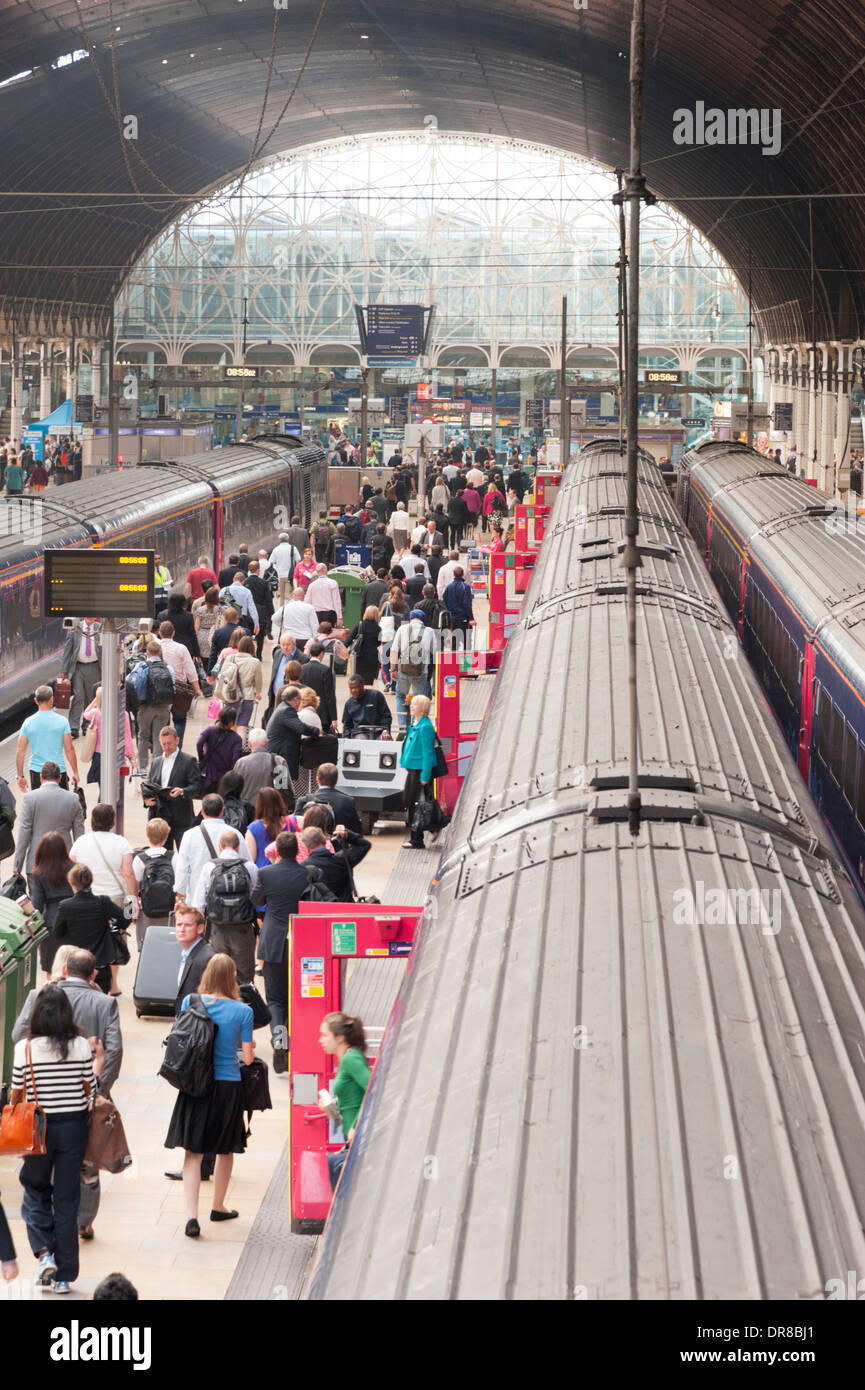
213 498 225 573
737 556 748 638
289 904 421 1232
799 642 815 780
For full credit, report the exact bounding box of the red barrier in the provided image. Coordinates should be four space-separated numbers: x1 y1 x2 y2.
514 502 551 550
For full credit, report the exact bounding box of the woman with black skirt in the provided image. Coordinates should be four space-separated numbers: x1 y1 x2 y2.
165 953 254 1239
348 605 383 687
29 833 74 979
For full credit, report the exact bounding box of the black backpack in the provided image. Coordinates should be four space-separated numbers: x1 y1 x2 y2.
221 797 248 832
205 857 255 927
158 994 216 1097
342 515 361 543
146 658 175 706
137 851 175 917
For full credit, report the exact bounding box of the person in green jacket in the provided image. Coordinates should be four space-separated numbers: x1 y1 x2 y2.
399 693 437 847
319 1011 370 1191
5 458 24 494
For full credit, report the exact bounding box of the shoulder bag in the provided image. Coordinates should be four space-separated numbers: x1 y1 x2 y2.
338 844 381 905
172 678 196 714
84 1094 133 1174
80 718 98 763
433 734 449 781
0 1041 47 1156
93 837 136 924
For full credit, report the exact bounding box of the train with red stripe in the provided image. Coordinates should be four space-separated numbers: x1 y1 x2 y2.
0 436 327 717
678 439 865 896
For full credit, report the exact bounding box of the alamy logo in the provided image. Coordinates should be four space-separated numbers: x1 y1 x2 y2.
673 102 781 156
672 882 781 935
50 1321 151 1370
825 1271 865 1299
0 498 42 541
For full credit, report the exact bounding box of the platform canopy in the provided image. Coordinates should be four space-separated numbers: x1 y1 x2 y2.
0 0 863 342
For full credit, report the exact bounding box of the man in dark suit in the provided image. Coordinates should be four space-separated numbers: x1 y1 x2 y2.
12 947 123 1239
301 825 367 899
245 560 273 661
141 726 202 851
207 607 242 674
256 832 319 1073
164 906 216 1182
295 763 367 841
301 643 338 732
361 570 390 613
217 553 242 590
265 632 310 724
266 686 318 791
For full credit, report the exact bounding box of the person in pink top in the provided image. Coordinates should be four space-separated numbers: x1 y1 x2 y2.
293 547 318 592
83 688 136 796
157 620 202 751
462 485 481 541
304 564 342 624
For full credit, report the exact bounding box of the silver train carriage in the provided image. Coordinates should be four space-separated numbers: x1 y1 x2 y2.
308 440 865 1301
0 436 327 715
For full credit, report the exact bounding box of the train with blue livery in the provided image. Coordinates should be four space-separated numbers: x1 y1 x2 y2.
677 439 865 899
0 436 327 716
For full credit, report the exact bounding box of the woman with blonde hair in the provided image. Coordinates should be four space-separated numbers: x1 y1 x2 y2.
164 953 254 1239
294 687 323 798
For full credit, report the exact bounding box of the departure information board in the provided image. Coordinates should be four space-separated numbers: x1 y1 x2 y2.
45 549 155 618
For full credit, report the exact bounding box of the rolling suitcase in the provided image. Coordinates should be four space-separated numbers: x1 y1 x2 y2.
133 921 182 1018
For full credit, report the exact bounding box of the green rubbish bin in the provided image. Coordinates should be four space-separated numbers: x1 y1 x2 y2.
328 567 367 632
0 899 46 1097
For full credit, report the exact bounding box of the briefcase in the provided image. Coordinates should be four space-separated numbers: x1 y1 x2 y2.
53 677 72 711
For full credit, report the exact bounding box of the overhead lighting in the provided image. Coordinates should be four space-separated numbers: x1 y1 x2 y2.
189 53 195 57
162 58 168 64
360 33 369 38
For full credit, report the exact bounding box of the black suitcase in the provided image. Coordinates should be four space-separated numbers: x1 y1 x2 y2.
133 922 182 1018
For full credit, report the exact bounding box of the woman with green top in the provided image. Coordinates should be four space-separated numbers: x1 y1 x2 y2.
399 693 438 848
319 1012 370 1190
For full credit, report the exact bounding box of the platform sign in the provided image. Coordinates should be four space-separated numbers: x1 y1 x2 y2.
331 921 357 955
774 402 793 430
365 305 425 359
335 544 370 568
45 549 154 619
300 956 325 999
681 417 706 428
388 395 409 427
75 394 94 423
524 398 544 430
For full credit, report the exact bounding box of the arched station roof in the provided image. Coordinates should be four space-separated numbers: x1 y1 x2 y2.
1 0 862 341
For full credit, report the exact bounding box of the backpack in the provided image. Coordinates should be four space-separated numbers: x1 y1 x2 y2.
301 876 337 903
145 659 175 706
219 654 241 703
398 621 426 677
137 851 175 917
158 994 216 1097
205 857 255 927
222 797 248 832
219 585 235 607
262 563 279 594
342 515 361 543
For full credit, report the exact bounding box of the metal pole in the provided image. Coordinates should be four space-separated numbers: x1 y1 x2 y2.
559 295 568 467
622 0 648 837
490 367 497 461
108 299 120 471
100 618 122 828
418 429 427 518
360 365 369 461
746 249 754 448
235 294 248 441
616 170 629 454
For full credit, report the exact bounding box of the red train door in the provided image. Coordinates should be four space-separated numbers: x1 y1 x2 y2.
213 498 225 573
798 642 815 779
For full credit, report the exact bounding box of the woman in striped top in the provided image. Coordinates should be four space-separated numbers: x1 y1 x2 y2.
10 984 100 1294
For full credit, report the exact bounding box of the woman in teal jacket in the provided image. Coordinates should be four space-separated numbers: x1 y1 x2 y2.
399 694 437 847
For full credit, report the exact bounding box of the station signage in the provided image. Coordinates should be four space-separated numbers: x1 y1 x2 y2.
45 548 155 619
524 398 544 429
645 370 684 385
681 417 706 428
365 304 425 358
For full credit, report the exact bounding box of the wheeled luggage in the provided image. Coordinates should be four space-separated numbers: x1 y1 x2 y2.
133 922 182 1018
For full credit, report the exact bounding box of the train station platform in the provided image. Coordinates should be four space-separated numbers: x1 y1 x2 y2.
0 593 493 1300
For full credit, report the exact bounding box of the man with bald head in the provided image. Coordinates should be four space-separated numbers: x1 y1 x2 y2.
265 630 310 724
234 728 288 803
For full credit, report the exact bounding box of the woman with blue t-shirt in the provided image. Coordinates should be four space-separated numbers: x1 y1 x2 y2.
165 953 254 1239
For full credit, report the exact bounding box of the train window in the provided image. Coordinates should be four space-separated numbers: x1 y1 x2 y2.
23 578 43 635
844 723 858 806
831 705 844 783
858 749 865 827
4 583 23 645
817 690 831 763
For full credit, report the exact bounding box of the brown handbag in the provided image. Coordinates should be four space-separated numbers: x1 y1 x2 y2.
84 1095 132 1174
53 677 72 711
171 679 196 714
0 1041 47 1156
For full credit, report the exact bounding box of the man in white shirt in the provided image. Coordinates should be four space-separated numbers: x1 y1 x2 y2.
271 587 319 647
172 792 252 901
410 521 428 548
157 620 202 749
191 829 259 983
268 533 301 605
71 803 137 902
304 565 342 623
442 461 459 481
436 549 461 601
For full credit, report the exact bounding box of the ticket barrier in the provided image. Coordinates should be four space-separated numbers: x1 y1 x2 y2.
289 903 421 1232
488 550 531 653
433 652 492 815
532 469 563 507
514 502 551 551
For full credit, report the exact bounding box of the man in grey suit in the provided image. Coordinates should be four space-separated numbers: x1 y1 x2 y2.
12 947 123 1240
59 617 102 737
13 761 85 876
